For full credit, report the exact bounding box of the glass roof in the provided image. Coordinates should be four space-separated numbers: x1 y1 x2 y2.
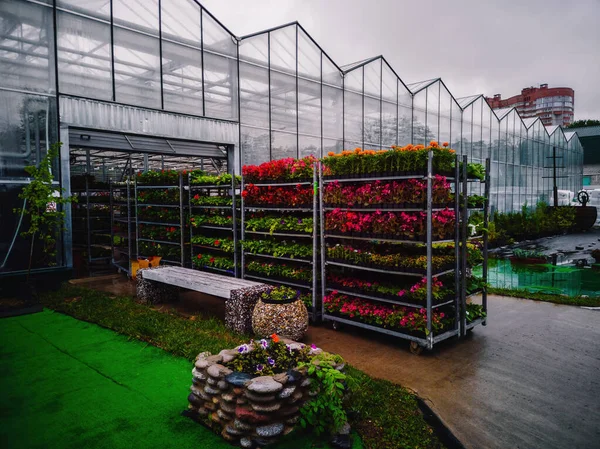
493 107 514 120
406 78 439 94
456 94 481 109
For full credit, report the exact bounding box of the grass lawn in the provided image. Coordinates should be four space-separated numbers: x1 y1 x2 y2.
0 310 360 449
26 285 445 449
489 287 600 307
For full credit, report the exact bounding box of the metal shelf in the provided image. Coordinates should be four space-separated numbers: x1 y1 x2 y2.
137 203 181 208
324 234 455 244
244 206 313 212
136 185 179 189
138 238 181 246
191 244 231 253
326 261 454 277
191 205 233 209
244 274 312 290
138 220 181 227
323 206 453 212
325 287 454 309
244 230 312 238
190 184 235 189
245 181 312 187
192 265 235 275
323 174 425 184
193 224 233 230
244 252 312 264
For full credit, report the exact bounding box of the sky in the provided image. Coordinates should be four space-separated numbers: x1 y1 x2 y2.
200 0 600 121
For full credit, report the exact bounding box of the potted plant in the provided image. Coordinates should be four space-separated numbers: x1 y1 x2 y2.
186 335 348 447
13 142 74 296
252 286 309 341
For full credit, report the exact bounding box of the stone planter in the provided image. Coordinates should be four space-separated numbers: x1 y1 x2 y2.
252 299 308 341
185 345 314 448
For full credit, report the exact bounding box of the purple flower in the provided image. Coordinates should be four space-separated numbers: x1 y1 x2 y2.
286 344 292 353
238 344 249 354
256 364 264 372
267 357 275 366
260 339 268 349
280 220 285 225
311 344 318 350
297 219 303 224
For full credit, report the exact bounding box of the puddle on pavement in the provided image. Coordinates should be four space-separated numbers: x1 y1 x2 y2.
473 258 600 297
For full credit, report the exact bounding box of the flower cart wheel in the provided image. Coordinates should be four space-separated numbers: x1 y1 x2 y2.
331 321 342 331
409 341 424 355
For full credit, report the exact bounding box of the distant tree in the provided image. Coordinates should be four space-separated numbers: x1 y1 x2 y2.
567 119 600 128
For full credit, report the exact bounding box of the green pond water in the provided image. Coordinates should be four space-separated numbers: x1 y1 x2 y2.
472 258 600 297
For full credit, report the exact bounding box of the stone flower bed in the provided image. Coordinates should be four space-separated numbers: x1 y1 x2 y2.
185 335 347 448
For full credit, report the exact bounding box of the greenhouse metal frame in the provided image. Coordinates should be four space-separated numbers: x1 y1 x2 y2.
0 0 583 275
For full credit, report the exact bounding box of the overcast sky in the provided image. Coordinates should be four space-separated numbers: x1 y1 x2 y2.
201 0 600 121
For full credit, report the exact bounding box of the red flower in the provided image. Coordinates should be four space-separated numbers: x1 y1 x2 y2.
214 240 221 246
271 334 280 343
197 254 202 259
241 190 248 198
209 257 215 263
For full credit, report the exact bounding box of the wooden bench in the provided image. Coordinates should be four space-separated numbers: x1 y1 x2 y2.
136 266 269 334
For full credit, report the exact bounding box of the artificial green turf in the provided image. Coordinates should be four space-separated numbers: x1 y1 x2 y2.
0 310 360 449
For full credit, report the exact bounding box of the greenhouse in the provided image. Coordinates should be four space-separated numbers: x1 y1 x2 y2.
0 0 583 276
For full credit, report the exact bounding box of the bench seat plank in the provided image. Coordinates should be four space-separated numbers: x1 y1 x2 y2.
141 266 262 298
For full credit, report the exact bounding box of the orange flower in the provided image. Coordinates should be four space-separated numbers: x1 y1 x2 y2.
354 148 361 154
327 151 335 157
442 142 449 147
271 333 279 343
429 141 438 147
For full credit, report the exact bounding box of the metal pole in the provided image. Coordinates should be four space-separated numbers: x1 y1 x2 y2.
482 157 490 324
240 162 245 278
110 180 114 269
454 154 460 337
135 177 139 262
189 173 194 270
553 146 558 207
86 176 91 266
312 162 318 321
127 179 133 275
426 149 433 349
179 173 185 267
319 161 326 320
460 155 468 337
231 158 239 278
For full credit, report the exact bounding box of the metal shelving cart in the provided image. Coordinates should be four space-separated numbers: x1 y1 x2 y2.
109 180 136 276
241 164 320 321
135 174 186 267
188 174 239 277
71 177 112 275
319 150 489 353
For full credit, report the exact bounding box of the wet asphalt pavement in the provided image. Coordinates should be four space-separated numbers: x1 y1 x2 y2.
73 276 600 449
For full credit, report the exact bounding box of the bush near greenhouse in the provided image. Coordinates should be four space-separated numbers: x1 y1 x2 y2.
471 202 576 247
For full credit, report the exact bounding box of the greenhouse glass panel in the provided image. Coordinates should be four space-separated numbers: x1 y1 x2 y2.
202 9 236 57
161 0 200 43
270 70 297 132
363 60 381 98
344 90 363 146
298 78 321 136
297 29 320 81
322 55 342 87
381 100 397 147
161 41 203 115
323 138 343 155
344 68 362 93
269 26 296 73
412 92 427 145
299 135 321 158
381 62 397 102
461 106 472 160
113 27 161 108
364 95 381 149
241 126 270 165
57 0 110 19
451 101 462 151
203 52 238 120
322 84 343 139
239 61 269 127
398 104 412 146
426 83 440 143
0 0 56 94
113 0 159 34
271 131 298 159
56 10 113 100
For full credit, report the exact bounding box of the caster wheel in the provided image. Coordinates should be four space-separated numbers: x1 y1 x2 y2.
409 342 424 355
332 321 342 331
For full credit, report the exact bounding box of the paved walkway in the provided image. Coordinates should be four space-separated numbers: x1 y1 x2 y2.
308 296 600 449
75 276 600 449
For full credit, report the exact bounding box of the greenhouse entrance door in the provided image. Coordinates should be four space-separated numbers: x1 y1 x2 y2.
66 128 232 278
